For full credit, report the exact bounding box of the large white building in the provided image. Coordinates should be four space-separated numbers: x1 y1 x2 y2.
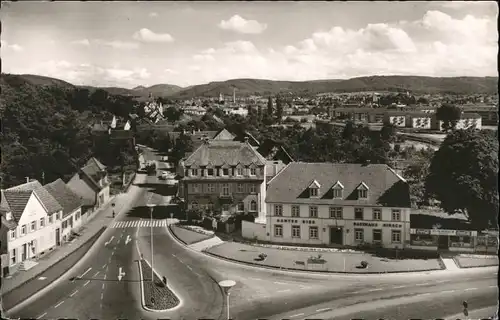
243 162 412 248
1 180 64 275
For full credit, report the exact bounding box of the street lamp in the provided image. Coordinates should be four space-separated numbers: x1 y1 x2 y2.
146 203 156 284
219 280 236 320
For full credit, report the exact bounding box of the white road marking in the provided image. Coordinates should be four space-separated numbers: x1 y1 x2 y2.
101 292 104 300
111 251 114 256
290 313 304 318
274 281 288 285
317 308 332 312
367 288 383 292
172 254 176 257
70 290 78 297
435 280 448 283
84 280 90 286
420 293 431 296
351 291 363 294
93 271 100 277
464 287 478 291
80 267 92 277
441 290 455 294
277 289 291 293
392 285 407 289
250 277 262 281
300 285 312 289
37 312 47 319
104 273 107 280
102 263 107 269
416 283 431 286
102 283 105 290
187 265 193 271
38 276 47 280
54 300 65 308
488 285 497 288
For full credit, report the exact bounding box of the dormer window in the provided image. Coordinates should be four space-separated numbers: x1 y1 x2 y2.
222 168 229 176
332 181 344 199
207 168 214 176
308 180 321 198
357 182 369 199
191 169 198 176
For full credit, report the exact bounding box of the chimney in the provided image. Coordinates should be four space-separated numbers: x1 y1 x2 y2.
203 137 210 144
192 130 195 135
244 136 249 144
26 177 30 183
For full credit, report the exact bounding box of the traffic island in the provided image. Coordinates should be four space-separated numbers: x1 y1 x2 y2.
139 259 180 311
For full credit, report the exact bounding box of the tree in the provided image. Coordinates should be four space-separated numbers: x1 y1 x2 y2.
404 153 433 208
435 103 462 131
380 123 397 143
425 129 498 229
267 96 273 116
163 107 183 122
275 96 283 122
257 104 262 120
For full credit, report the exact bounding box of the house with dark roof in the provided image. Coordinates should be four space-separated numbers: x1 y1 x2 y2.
44 179 84 242
257 139 295 164
178 138 268 221
243 162 411 248
1 180 64 276
67 157 110 214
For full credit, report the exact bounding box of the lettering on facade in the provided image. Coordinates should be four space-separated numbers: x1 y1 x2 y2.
382 223 402 228
276 219 299 223
456 230 473 237
414 229 431 235
353 222 378 227
301 220 316 224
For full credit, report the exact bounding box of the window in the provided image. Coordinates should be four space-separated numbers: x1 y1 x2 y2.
40 217 45 227
237 183 244 193
309 226 319 239
249 184 256 193
222 183 230 196
31 221 36 232
274 204 283 216
207 168 214 176
391 230 401 243
250 167 257 176
193 184 200 193
355 208 364 220
291 205 300 217
329 207 343 219
10 230 16 240
237 202 245 212
274 225 283 237
373 229 382 242
392 209 401 221
201 169 206 177
333 188 343 199
207 183 215 193
10 249 16 265
309 206 318 218
236 168 243 176
358 189 368 199
185 169 189 176
250 200 257 211
310 188 318 197
292 225 301 238
373 209 382 220
49 215 53 224
222 168 229 176
191 201 198 208
191 169 198 176
354 229 364 241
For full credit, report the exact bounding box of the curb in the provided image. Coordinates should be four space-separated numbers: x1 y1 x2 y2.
166 223 444 275
135 235 182 313
453 257 499 269
170 225 215 245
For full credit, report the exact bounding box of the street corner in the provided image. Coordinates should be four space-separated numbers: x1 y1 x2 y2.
137 258 182 312
168 223 215 245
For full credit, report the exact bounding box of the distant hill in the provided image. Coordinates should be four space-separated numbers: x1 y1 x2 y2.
170 76 499 98
2 74 76 89
132 84 184 97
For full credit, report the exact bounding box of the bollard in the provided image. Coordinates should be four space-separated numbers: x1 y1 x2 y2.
162 276 167 287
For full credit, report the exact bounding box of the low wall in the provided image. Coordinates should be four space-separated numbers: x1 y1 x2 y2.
242 221 267 241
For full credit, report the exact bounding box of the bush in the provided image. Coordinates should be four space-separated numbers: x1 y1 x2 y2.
360 261 368 268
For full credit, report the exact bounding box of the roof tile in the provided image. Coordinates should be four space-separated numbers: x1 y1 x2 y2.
44 179 83 218
7 180 63 214
185 140 267 167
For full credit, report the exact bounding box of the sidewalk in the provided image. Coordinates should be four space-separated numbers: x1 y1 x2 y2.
1 177 141 295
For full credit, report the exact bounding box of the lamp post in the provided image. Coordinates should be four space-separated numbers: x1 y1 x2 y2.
219 280 236 320
146 203 156 284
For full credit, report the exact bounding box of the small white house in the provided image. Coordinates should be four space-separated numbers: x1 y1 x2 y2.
1 180 64 275
44 178 84 242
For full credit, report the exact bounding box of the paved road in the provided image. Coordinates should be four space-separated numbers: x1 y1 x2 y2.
7 176 150 320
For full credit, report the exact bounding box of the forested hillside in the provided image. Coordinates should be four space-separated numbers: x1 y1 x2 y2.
0 73 138 188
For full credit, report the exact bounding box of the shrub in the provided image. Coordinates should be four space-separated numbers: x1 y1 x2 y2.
360 261 368 268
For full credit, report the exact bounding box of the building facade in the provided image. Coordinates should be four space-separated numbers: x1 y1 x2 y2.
247 162 411 248
178 138 267 221
1 180 64 275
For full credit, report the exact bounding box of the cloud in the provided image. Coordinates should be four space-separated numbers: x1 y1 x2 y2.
149 12 158 17
218 15 268 34
164 68 179 75
95 39 140 50
1 40 24 52
32 60 151 88
132 28 174 43
71 39 90 46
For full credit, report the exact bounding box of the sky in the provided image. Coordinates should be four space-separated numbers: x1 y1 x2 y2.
1 1 498 88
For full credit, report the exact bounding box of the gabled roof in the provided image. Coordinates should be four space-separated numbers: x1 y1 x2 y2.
308 180 321 188
184 140 267 167
44 179 84 218
80 157 107 191
357 182 369 190
332 181 344 189
7 180 63 215
1 190 32 222
266 162 410 207
213 128 236 141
